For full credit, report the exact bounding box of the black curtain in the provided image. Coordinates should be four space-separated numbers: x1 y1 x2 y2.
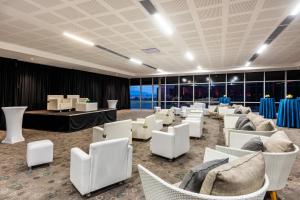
0 57 130 129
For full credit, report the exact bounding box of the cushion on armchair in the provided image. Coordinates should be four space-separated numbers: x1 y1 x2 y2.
240 121 256 131
235 116 250 129
256 120 275 131
200 152 265 196
179 158 229 193
242 137 265 151
264 131 294 152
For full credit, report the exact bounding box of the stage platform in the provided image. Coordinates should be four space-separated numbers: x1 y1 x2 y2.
23 109 117 132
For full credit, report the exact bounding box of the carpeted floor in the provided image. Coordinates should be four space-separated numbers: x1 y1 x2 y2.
0 110 299 200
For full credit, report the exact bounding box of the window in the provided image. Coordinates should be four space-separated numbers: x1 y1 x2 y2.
130 85 140 109
166 76 178 84
245 103 260 112
210 83 225 102
287 70 300 80
180 85 193 101
265 82 285 102
166 85 178 101
265 71 284 81
210 74 226 82
227 73 244 82
194 75 210 83
180 76 193 84
245 82 263 102
287 81 300 97
227 83 244 102
141 84 152 109
246 72 263 81
194 84 209 101
166 102 178 108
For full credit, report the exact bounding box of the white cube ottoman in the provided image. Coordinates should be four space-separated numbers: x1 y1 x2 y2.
27 140 53 169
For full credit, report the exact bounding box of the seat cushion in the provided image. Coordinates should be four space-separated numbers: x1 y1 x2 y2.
179 158 229 193
240 121 256 131
242 137 264 151
235 116 250 129
241 107 251 114
256 120 275 131
200 152 265 196
264 131 294 152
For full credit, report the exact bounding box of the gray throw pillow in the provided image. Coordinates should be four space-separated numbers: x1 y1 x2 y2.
242 137 264 151
179 158 229 193
240 121 256 131
235 116 250 129
234 108 242 114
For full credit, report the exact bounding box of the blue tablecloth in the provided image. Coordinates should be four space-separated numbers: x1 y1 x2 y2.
277 99 300 128
219 97 231 104
259 98 276 119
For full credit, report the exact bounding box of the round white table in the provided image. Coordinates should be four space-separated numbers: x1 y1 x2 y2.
2 106 27 144
107 100 118 109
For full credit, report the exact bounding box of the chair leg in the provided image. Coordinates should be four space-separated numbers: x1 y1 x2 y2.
270 191 277 200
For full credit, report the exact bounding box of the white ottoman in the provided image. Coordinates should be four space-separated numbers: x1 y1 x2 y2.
27 140 53 169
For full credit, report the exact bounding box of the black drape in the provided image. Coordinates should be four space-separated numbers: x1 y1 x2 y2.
0 57 130 129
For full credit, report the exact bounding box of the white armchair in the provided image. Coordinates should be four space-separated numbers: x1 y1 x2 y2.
216 132 299 193
171 106 181 115
132 115 162 140
92 119 132 145
70 138 132 196
47 95 72 111
67 95 80 109
138 147 269 200
223 114 277 146
191 102 206 110
217 106 235 118
150 123 190 159
182 117 203 138
155 109 175 125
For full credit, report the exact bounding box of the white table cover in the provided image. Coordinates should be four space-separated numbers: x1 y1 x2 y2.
2 106 27 144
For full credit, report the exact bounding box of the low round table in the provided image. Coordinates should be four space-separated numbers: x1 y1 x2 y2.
1 106 27 144
277 99 300 128
219 97 231 104
259 98 276 119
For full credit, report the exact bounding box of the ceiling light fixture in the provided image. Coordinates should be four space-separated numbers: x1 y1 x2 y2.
290 2 300 15
197 65 202 69
245 61 251 67
156 68 164 73
129 58 142 65
185 52 194 61
63 32 95 46
153 13 173 36
256 44 268 54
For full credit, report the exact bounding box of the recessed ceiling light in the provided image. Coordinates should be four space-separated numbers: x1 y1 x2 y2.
185 52 194 61
153 13 173 36
156 68 163 73
290 2 300 15
63 32 95 46
256 44 268 54
129 58 142 65
197 65 202 69
245 61 251 67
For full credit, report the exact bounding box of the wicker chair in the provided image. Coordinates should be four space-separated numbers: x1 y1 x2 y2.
216 132 299 200
138 148 269 200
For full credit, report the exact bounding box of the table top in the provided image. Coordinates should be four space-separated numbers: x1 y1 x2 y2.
2 106 28 110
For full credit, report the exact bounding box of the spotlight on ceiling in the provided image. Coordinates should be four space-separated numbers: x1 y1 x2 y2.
156 68 164 73
245 61 251 67
197 65 202 69
153 13 173 36
185 52 194 61
182 78 187 83
129 58 142 65
256 44 268 54
63 32 95 46
290 2 300 15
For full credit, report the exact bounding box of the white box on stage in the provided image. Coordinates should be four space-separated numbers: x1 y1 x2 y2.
75 102 98 112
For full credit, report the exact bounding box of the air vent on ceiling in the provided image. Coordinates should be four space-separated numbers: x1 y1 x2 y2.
139 0 157 15
142 48 160 54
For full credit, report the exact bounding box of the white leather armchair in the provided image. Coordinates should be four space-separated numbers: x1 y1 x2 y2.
170 106 181 115
132 115 162 140
93 119 132 145
138 148 269 200
47 95 72 111
67 95 80 109
70 138 132 196
155 109 175 125
150 123 190 159
182 117 203 138
216 132 299 194
217 106 235 118
191 102 206 110
223 114 277 146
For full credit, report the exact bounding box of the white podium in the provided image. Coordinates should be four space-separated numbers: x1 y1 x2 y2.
2 106 27 144
107 100 118 109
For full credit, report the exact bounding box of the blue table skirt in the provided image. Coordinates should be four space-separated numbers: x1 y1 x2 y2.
277 99 300 128
219 97 231 104
259 98 276 119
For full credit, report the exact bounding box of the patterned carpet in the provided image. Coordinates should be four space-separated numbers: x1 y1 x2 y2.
0 110 299 200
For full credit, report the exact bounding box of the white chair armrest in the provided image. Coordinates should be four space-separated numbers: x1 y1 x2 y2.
127 145 133 178
136 118 145 122
92 127 105 143
229 131 269 148
215 145 252 157
70 148 91 195
203 148 237 162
